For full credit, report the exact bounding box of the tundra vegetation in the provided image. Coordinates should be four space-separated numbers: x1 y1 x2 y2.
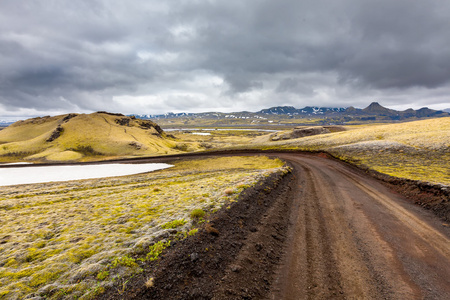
0 156 285 299
251 117 450 185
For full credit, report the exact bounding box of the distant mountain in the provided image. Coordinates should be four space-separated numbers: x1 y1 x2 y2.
0 112 186 162
132 102 449 122
259 106 298 115
0 120 18 127
362 102 397 115
259 106 347 115
443 108 450 113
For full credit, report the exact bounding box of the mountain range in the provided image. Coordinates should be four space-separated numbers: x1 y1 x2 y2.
132 102 449 122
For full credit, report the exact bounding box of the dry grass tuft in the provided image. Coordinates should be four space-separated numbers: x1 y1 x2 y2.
145 277 154 288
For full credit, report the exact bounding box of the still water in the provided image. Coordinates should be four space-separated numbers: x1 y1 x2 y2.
0 163 173 186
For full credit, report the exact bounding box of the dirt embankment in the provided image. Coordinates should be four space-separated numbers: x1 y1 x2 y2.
98 167 295 299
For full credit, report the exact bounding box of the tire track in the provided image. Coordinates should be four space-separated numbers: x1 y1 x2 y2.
301 165 344 299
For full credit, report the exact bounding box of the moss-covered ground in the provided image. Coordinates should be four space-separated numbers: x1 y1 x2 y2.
169 128 271 150
0 156 285 299
223 118 449 185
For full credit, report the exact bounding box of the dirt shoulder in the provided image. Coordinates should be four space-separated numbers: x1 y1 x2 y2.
363 168 450 222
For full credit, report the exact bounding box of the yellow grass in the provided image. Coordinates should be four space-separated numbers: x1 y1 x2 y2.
253 118 450 185
0 113 195 163
0 156 286 299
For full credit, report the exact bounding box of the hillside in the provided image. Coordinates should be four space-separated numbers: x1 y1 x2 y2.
255 117 450 185
0 112 190 162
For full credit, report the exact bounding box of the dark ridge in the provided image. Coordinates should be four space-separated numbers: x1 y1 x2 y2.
138 119 164 135
46 125 64 142
115 118 130 126
62 113 78 123
96 111 125 116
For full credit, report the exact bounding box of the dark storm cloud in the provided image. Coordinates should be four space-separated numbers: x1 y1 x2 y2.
0 0 449 117
179 0 450 90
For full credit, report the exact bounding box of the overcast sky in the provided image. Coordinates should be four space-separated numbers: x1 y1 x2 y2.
1 0 450 117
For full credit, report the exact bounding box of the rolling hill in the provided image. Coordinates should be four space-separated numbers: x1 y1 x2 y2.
0 112 189 162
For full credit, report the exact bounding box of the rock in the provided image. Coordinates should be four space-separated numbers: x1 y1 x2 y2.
270 126 331 141
230 264 242 272
191 252 199 262
291 126 330 138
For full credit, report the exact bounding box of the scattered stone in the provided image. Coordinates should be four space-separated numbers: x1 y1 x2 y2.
190 252 199 262
231 264 242 272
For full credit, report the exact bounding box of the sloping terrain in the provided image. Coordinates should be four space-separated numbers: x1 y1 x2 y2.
0 112 192 162
255 117 450 185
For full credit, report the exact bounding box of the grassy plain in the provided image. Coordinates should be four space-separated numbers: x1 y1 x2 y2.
169 129 272 150
0 156 286 299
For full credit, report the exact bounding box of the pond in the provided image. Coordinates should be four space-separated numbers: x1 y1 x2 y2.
165 128 278 132
0 163 173 186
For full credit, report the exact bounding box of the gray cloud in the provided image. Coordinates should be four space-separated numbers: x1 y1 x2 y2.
0 0 449 117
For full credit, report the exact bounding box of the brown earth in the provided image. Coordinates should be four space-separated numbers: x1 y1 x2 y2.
88 152 449 299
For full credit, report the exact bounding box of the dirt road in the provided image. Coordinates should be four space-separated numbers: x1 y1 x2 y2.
99 152 450 299
270 153 450 300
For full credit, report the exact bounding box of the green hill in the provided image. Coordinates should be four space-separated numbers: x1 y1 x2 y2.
0 112 191 162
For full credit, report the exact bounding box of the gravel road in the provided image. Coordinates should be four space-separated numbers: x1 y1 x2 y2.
270 153 450 300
